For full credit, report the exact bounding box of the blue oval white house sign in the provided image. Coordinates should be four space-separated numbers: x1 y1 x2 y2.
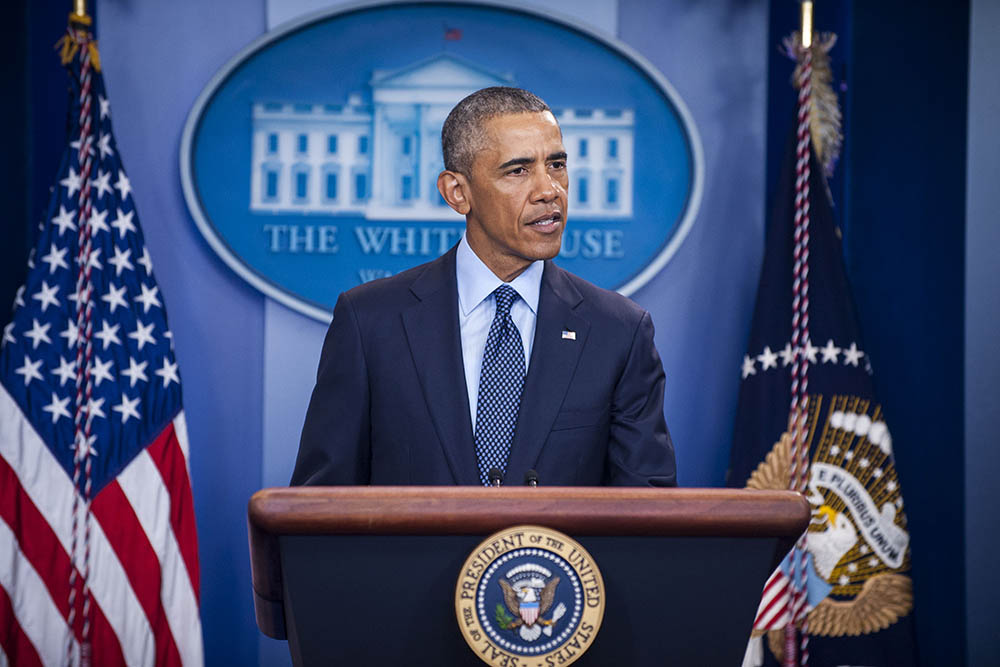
180 0 703 322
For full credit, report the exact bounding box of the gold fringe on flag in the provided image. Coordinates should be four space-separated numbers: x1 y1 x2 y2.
784 32 841 178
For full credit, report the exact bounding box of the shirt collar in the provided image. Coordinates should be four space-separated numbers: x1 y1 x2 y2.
456 234 543 316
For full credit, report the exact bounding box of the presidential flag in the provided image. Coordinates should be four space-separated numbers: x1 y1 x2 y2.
730 33 917 667
0 18 202 666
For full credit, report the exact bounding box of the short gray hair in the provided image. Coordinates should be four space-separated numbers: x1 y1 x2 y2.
441 87 552 175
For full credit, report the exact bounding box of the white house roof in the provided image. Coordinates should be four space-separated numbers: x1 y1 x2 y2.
370 53 513 90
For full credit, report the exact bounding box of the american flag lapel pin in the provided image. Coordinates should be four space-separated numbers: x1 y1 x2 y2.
561 330 576 341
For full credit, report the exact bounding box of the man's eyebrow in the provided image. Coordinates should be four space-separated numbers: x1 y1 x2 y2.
497 152 568 170
497 156 534 170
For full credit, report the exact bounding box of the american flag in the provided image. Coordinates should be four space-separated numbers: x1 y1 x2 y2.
0 21 202 666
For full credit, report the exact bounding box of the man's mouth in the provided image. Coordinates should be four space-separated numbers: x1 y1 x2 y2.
526 211 562 228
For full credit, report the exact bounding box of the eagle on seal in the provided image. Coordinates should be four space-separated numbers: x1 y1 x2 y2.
499 576 560 629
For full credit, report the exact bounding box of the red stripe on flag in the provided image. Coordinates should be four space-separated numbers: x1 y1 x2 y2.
0 581 44 667
0 454 126 666
92 481 183 667
147 421 200 600
754 576 790 627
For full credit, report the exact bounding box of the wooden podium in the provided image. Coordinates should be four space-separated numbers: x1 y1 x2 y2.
248 487 809 665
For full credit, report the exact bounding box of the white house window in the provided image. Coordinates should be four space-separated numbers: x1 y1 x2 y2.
606 177 619 206
267 133 278 154
401 174 413 201
358 135 369 155
354 171 368 201
579 139 588 158
262 165 280 201
325 170 338 201
608 138 619 159
577 176 589 204
328 135 338 154
292 165 310 202
402 136 412 155
297 134 309 154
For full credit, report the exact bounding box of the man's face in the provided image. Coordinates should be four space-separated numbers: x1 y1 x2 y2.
460 111 568 281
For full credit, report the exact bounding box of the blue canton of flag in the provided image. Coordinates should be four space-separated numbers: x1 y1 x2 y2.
0 22 202 666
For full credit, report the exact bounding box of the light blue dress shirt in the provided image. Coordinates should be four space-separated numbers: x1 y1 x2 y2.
455 234 543 429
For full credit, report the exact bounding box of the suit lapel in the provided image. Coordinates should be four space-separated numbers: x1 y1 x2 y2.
504 262 589 484
400 248 479 485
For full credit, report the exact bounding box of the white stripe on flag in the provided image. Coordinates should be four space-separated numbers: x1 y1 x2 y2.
173 412 191 471
0 516 80 666
0 384 154 666
118 450 203 666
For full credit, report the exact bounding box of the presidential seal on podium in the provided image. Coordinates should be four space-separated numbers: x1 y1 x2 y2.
455 526 605 666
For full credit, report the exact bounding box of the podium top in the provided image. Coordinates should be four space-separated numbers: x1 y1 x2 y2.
248 486 809 537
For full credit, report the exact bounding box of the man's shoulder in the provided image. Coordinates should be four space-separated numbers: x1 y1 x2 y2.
337 250 454 315
546 262 648 326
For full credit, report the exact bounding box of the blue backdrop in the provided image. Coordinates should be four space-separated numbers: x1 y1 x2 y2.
1 0 986 665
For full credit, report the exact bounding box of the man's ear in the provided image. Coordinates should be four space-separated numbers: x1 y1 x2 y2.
437 170 471 215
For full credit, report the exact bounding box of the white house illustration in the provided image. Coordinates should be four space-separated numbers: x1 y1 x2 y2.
249 54 633 220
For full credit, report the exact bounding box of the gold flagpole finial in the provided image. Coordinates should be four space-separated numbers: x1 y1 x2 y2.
70 0 91 25
800 1 814 49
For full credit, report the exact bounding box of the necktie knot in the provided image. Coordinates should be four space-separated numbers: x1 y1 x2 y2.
493 285 518 317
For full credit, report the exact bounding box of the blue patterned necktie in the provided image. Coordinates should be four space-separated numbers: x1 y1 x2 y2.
475 285 526 485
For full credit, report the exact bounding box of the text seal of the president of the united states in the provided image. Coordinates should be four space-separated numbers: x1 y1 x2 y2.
456 525 605 666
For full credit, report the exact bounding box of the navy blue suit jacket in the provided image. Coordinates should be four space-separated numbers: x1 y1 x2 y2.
291 246 676 486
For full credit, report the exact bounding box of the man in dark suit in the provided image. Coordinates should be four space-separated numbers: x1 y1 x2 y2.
292 87 675 487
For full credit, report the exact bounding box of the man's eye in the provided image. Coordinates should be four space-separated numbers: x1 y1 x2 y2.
507 167 527 176
549 161 567 170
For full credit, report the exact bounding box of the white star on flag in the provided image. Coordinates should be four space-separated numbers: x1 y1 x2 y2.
15 355 44 385
42 392 73 423
843 342 863 366
59 166 81 196
85 396 107 423
137 247 153 274
14 285 25 308
128 321 157 351
97 132 114 159
757 346 779 370
108 246 134 276
741 354 756 379
113 395 142 424
110 208 136 238
803 340 819 364
59 319 80 348
87 208 111 235
24 319 52 349
92 169 114 199
74 433 98 458
41 243 69 273
51 205 77 235
121 357 149 387
89 357 115 387
99 94 110 119
820 339 841 363
94 319 122 349
115 170 132 201
155 358 180 387
135 283 161 313
85 247 104 271
102 283 129 313
32 281 60 312
2 322 15 345
51 355 77 386
779 342 795 367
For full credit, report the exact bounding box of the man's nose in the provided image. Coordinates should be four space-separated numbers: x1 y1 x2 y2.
530 170 561 203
